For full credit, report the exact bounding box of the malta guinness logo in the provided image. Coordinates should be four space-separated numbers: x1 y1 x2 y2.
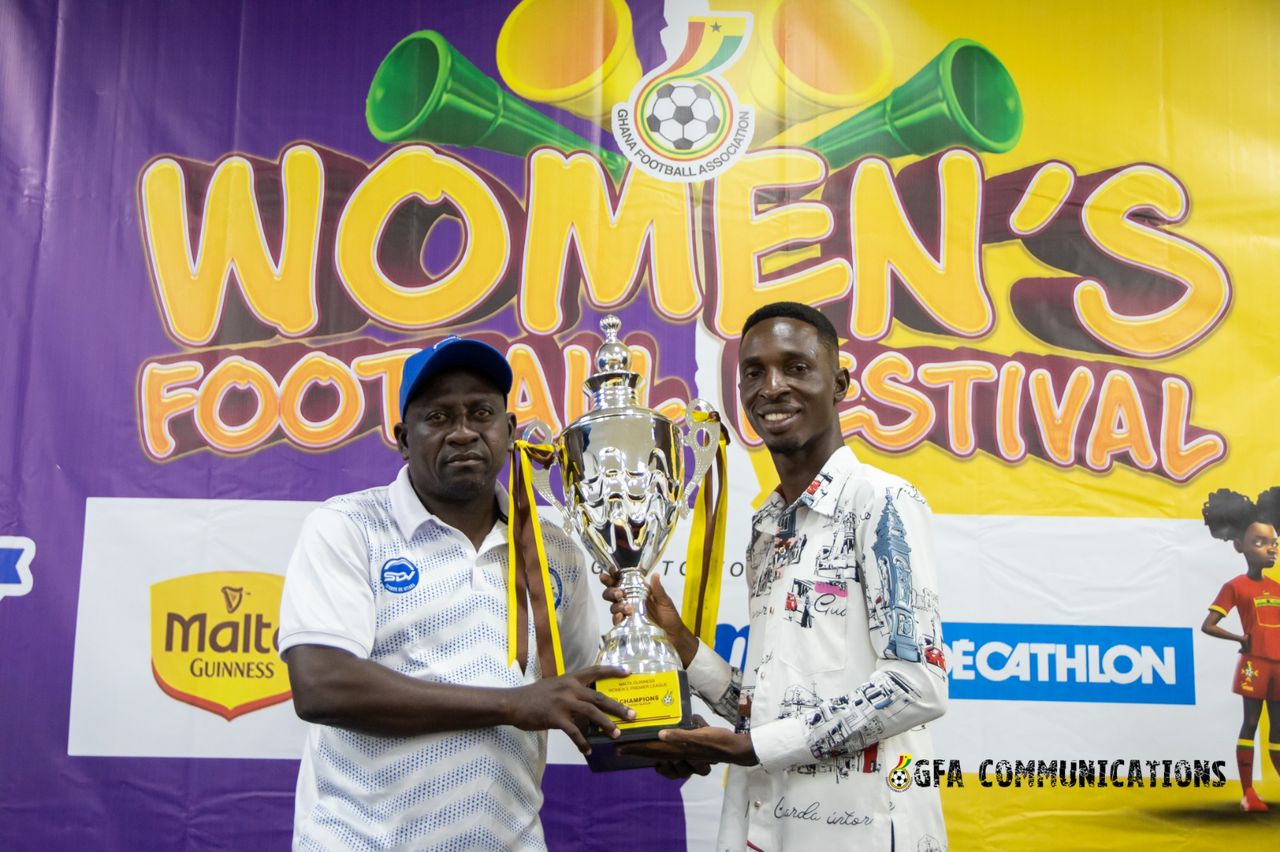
150 571 290 720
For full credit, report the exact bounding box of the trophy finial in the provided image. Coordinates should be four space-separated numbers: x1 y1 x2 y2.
595 315 630 373
601 314 621 342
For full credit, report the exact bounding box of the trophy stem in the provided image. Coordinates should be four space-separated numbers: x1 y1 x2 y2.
620 567 648 619
596 565 682 673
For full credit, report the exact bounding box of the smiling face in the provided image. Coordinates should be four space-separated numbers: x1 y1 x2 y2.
738 317 850 458
1235 521 1279 574
394 369 515 509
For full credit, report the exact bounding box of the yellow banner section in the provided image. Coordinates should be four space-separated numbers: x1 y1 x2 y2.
942 777 1279 850
705 0 1280 521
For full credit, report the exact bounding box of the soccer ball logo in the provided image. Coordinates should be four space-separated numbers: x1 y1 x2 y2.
611 12 752 180
644 81 722 152
888 767 913 791
887 755 915 791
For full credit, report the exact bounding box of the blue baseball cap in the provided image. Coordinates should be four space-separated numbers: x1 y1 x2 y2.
398 337 513 418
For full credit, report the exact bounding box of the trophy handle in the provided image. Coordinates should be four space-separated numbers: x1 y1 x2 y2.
521 420 574 529
679 399 721 517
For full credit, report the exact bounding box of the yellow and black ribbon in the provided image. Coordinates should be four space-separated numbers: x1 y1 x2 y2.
681 412 730 647
507 440 565 678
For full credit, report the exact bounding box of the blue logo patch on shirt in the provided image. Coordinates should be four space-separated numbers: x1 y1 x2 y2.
381 558 419 593
548 567 564 609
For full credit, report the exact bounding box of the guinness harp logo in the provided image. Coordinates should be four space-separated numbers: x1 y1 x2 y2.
220 585 245 613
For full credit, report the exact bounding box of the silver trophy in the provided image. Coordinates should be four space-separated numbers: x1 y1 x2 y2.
525 315 720 768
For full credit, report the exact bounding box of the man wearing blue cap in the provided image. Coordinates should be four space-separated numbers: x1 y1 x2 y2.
279 336 630 851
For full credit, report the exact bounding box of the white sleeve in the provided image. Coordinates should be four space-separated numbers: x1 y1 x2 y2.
278 506 376 660
686 639 742 722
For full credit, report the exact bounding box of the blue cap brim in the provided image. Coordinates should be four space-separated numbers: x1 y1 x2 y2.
399 339 513 418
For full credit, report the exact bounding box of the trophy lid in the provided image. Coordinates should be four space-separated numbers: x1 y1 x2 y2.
585 315 642 410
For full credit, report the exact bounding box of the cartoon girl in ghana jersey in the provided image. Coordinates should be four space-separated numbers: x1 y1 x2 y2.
1201 487 1280 812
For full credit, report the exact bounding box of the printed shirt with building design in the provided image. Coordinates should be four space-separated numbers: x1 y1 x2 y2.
277 465 601 852
1210 574 1280 661
685 445 949 852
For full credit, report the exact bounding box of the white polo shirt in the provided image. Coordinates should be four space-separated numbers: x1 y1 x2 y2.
279 466 601 851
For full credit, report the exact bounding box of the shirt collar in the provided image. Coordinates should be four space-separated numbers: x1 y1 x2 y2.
389 465 510 546
753 445 860 532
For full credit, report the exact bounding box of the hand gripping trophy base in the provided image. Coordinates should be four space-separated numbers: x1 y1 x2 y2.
584 670 695 772
584 570 696 772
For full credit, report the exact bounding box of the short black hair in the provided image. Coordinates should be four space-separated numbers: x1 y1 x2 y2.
741 301 840 356
1203 487 1280 541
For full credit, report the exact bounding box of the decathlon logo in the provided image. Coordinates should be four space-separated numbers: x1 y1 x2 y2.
943 622 1195 705
0 536 36 601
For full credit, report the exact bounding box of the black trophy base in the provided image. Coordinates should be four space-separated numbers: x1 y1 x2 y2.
584 669 694 772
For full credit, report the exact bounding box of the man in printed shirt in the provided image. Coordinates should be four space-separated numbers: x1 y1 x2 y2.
279 336 631 851
608 302 948 850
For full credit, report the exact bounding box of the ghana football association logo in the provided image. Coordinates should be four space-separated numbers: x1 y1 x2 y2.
887 753 914 791
611 14 754 181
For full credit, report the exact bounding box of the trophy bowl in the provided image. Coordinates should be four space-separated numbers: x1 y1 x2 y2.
525 316 720 770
